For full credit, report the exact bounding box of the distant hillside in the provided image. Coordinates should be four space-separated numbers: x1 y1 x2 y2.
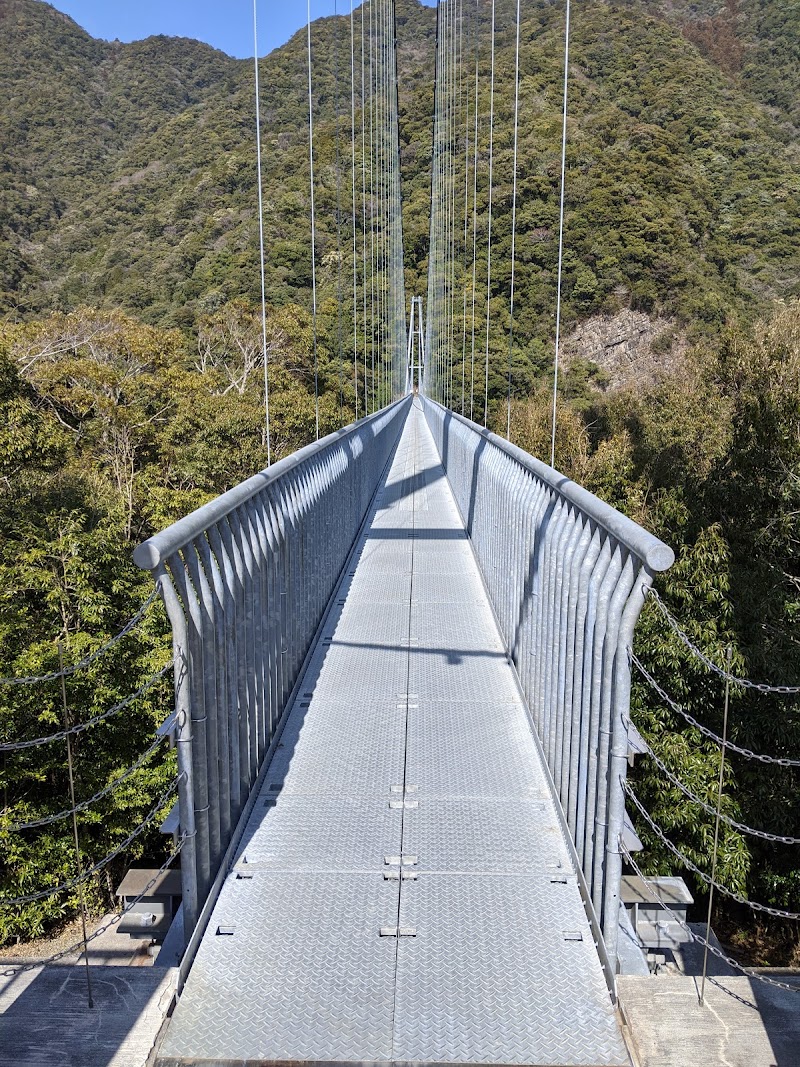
2 0 800 380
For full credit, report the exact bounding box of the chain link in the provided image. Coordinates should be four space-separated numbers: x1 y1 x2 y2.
0 836 185 977
624 716 800 844
620 842 800 994
3 734 168 832
624 782 800 920
0 589 161 687
631 652 800 767
648 590 800 695
0 662 173 753
0 776 182 907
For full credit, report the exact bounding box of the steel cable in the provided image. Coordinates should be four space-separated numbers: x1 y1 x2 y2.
350 0 359 416
624 715 800 844
506 0 521 440
306 0 320 439
469 0 479 419
252 0 272 465
482 0 496 427
550 0 570 468
4 733 169 832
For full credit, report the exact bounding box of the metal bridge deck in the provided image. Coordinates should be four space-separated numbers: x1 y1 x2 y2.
157 403 629 1067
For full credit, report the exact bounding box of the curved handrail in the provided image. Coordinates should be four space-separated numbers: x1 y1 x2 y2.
424 400 674 572
134 398 409 570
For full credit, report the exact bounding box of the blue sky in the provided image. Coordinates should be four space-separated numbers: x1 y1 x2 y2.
48 0 435 59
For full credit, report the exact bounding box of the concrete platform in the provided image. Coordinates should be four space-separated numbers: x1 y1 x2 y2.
0 964 176 1067
619 974 800 1067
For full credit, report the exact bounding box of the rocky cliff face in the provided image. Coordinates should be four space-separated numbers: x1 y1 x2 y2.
561 310 687 391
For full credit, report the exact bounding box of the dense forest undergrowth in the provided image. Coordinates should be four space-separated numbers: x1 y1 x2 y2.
0 0 799 966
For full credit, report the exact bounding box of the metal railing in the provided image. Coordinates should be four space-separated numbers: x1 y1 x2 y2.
134 398 410 941
421 398 674 973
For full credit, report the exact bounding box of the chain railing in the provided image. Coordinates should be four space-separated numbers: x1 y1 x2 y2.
421 397 675 975
1 776 181 907
624 783 800 922
647 590 800 695
0 835 186 978
0 588 161 686
133 398 411 943
620 842 800 995
632 652 800 767
0 663 172 752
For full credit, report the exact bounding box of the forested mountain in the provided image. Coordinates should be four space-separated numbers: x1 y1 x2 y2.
1 0 799 965
2 0 799 341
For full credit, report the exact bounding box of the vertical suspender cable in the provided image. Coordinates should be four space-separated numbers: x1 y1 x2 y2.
375 0 382 408
361 1 369 414
253 0 271 465
482 0 496 427
351 0 359 417
373 0 379 411
460 0 469 415
506 0 521 440
448 0 457 409
425 0 440 399
306 0 320 440
469 0 479 420
550 0 570 468
334 0 345 422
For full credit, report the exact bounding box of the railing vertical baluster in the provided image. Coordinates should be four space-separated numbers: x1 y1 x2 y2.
232 508 259 787
153 562 199 942
603 563 655 959
583 546 621 896
560 517 592 807
169 554 212 906
218 519 250 810
592 550 634 916
553 510 582 799
196 537 230 853
206 525 236 842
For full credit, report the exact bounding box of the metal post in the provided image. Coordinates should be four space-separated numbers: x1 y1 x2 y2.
602 565 655 970
154 564 199 942
699 644 732 1005
58 643 94 1008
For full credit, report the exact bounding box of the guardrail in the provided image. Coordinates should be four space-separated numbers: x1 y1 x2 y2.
421 397 674 974
134 398 411 941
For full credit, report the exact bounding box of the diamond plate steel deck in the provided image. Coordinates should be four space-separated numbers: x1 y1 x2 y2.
394 875 627 1066
156 404 629 1067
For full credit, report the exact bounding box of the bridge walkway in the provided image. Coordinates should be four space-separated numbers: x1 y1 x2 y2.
156 402 629 1067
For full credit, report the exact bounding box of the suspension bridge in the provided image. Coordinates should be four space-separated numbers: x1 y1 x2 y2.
2 0 800 1065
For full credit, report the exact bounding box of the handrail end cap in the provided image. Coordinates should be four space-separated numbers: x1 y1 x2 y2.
133 542 160 571
646 543 675 572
